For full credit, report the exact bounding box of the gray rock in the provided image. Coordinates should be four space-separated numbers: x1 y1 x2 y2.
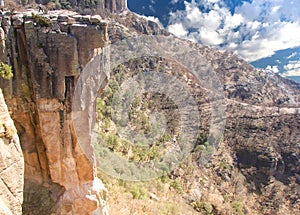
90 15 102 24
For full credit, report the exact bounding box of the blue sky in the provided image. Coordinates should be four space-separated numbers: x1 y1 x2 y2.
127 0 300 82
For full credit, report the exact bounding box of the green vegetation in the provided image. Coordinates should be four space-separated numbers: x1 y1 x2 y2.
194 141 214 157
170 178 183 193
96 167 189 214
223 193 230 202
232 200 245 215
161 202 177 215
191 201 214 215
131 144 162 162
219 160 230 170
95 68 180 166
46 0 101 10
32 13 51 27
94 61 200 213
0 62 13 80
57 0 71 9
125 183 147 199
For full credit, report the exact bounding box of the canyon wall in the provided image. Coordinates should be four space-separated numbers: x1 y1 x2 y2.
0 11 110 214
0 1 299 213
0 89 24 215
99 0 127 14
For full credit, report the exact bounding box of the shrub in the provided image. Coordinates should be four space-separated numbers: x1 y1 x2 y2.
59 0 71 9
105 133 120 151
170 179 183 193
192 201 214 215
32 13 51 27
159 133 171 142
232 200 245 215
0 62 13 80
220 161 230 169
125 183 147 199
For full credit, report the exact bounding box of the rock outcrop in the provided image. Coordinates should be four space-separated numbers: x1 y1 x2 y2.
0 10 109 214
0 89 24 215
0 4 299 214
43 0 127 15
100 0 127 14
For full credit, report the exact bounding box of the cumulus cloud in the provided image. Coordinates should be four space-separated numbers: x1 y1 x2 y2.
282 69 300 77
283 60 300 71
168 22 188 38
166 0 300 62
282 60 300 77
266 65 279 73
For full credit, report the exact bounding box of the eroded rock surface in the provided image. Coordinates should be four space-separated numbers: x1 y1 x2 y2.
0 11 109 215
0 89 24 215
0 3 299 214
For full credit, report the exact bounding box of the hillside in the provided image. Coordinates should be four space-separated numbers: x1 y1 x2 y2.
0 1 299 214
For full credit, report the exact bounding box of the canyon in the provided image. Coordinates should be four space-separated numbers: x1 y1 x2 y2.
0 0 299 214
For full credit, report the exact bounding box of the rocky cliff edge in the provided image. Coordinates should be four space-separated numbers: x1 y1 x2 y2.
0 9 110 215
0 88 24 215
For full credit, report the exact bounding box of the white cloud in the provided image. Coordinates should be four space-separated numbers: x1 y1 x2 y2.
271 5 281 14
283 60 300 71
235 21 300 61
206 0 219 3
167 23 188 38
171 0 179 4
143 16 163 28
166 0 300 62
224 13 244 30
199 28 224 45
282 60 300 77
282 69 300 77
266 65 279 73
287 52 298 59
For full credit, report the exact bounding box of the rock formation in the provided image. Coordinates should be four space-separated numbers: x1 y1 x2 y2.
0 89 24 215
41 0 127 15
0 2 299 214
100 0 127 14
0 10 109 214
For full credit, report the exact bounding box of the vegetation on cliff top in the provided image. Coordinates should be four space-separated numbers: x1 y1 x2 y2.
32 13 51 27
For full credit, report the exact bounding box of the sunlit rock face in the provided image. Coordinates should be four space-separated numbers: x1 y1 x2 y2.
0 11 109 215
0 0 299 213
101 0 127 13
0 89 24 215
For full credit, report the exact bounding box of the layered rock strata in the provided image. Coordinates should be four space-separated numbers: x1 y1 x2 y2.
0 89 24 215
0 10 109 214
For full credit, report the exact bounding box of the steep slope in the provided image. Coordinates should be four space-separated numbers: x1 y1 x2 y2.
0 10 109 214
98 11 300 214
0 3 299 215
0 89 24 215
94 52 299 214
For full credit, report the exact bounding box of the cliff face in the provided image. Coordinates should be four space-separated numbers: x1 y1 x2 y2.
100 0 127 14
0 89 24 215
40 0 127 15
0 11 109 214
0 4 299 215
